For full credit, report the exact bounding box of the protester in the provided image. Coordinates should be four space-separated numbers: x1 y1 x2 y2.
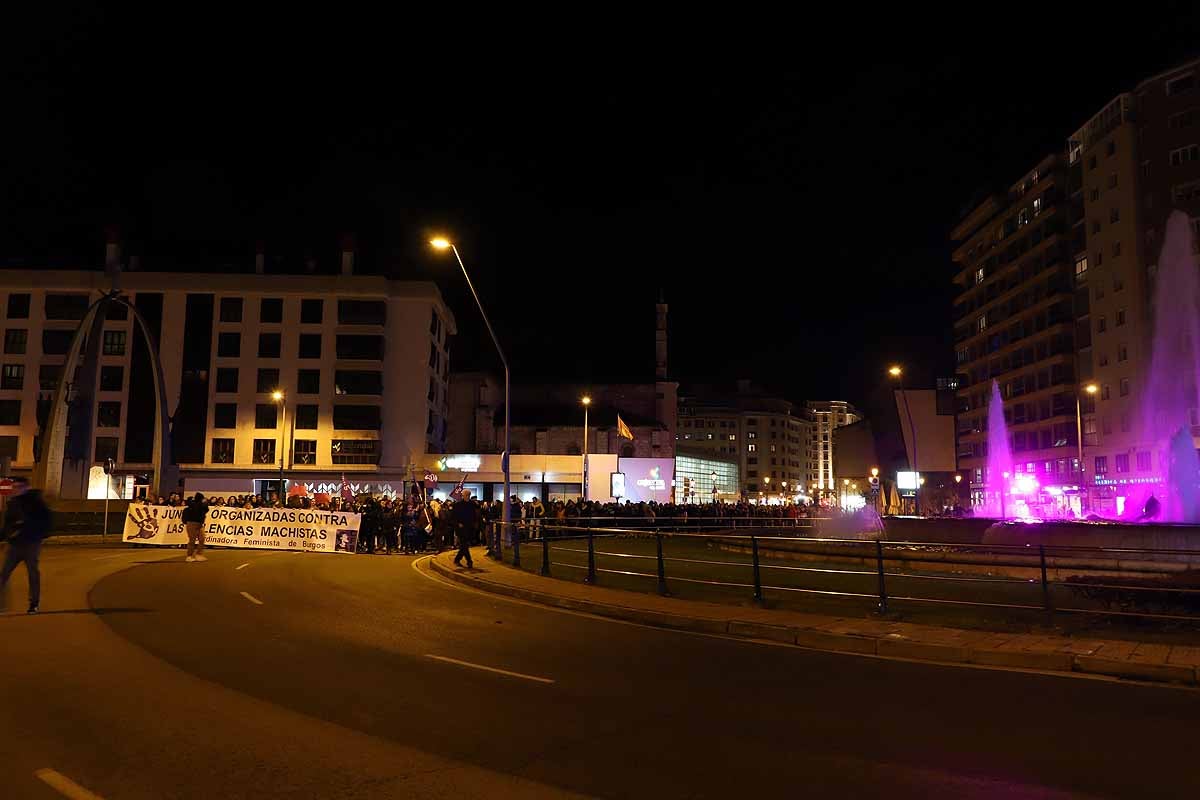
182 492 209 562
0 477 51 614
451 490 477 568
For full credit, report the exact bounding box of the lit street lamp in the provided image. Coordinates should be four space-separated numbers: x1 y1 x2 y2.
581 395 591 500
431 237 514 563
711 469 718 506
888 364 920 515
272 389 287 505
1077 383 1099 512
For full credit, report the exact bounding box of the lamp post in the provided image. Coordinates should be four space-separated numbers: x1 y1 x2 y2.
763 476 770 505
889 365 920 515
781 480 788 504
272 390 287 505
431 237 514 563
711 469 718 507
1077 383 1099 513
581 395 591 500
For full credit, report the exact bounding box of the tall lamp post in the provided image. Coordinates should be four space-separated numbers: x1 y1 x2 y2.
581 395 591 500
1077 383 1099 513
711 470 718 507
272 390 287 506
889 365 920 515
431 237 514 563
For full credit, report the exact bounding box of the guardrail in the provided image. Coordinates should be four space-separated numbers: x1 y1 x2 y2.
484 522 1200 626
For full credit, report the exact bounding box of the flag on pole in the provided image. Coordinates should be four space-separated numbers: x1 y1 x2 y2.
449 473 468 500
339 473 354 501
617 414 634 441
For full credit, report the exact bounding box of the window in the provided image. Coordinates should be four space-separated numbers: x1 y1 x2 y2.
38 365 60 391
97 401 121 428
977 314 988 332
260 298 283 323
215 367 238 393
337 300 387 326
0 364 23 390
1118 343 1128 362
1109 207 1120 224
1099 352 1109 367
1092 220 1101 234
219 297 243 322
1120 412 1131 433
1106 140 1116 157
1101 384 1111 400
1107 173 1118 189
255 404 278 429
217 332 241 358
1094 455 1108 475
297 369 320 394
333 405 382 430
1119 378 1130 397
213 403 237 429
1116 308 1126 326
1102 416 1113 435
300 298 323 324
1169 144 1200 166
94 436 118 463
253 438 277 464
211 438 235 463
253 368 279 394
1097 316 1107 333
337 334 384 360
298 333 322 359
1167 73 1196 95
1033 197 1043 215
747 431 757 439
0 399 18 426
104 299 126 320
295 404 319 430
1113 241 1122 258
258 332 281 358
1115 453 1130 473
102 330 126 356
6 294 30 319
293 439 317 465
331 439 380 465
4 329 26 354
747 444 757 453
1095 251 1103 267
334 370 383 395
1137 451 1152 472
1089 187 1100 202
42 330 73 355
1074 256 1088 277
44 294 88 320
1169 108 1200 129
728 434 736 441
100 366 123 391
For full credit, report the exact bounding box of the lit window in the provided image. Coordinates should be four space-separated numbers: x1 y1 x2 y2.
1074 256 1088 277
747 444 757 453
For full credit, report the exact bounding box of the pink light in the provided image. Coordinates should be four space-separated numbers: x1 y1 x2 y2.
1013 474 1039 495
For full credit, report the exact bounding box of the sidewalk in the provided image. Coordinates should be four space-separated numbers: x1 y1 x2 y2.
430 548 1200 687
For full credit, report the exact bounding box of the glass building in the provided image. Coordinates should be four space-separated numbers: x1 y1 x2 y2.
674 454 739 503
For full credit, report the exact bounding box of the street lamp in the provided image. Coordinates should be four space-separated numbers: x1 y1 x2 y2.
581 395 591 500
711 470 718 506
888 364 920 515
272 389 286 505
1077 383 1099 512
431 237 514 563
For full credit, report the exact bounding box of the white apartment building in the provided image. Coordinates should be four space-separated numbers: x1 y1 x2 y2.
0 265 454 499
806 400 861 492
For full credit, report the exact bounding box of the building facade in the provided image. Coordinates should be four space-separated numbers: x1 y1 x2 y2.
0 260 454 499
678 381 812 500
806 399 862 496
952 58 1200 514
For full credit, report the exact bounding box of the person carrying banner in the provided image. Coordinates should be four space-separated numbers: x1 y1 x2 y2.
0 477 51 614
182 492 209 562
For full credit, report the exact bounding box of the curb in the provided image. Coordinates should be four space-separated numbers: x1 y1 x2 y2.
429 556 1199 687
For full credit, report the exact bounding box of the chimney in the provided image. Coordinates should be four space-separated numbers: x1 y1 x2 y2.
254 241 265 274
655 292 668 380
340 233 356 276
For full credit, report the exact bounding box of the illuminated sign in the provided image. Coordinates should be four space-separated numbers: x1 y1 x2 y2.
440 455 482 471
1092 476 1164 487
611 472 626 498
636 465 666 491
896 471 921 490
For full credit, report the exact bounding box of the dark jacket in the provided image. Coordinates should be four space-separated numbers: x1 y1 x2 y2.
2 490 52 543
181 501 208 525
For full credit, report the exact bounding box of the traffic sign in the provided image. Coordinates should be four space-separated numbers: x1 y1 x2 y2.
0 478 14 496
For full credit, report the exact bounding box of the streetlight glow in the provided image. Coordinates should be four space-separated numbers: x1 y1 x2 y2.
271 390 283 402
429 237 451 250
870 467 879 477
1085 383 1099 394
581 396 592 406
888 365 902 378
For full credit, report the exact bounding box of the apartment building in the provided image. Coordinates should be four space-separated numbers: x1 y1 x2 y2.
806 399 862 494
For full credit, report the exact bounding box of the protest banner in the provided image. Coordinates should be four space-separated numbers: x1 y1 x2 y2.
123 505 361 554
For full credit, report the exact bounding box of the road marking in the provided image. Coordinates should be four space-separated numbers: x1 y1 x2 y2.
425 654 555 684
235 562 250 570
239 591 264 605
34 768 105 800
91 553 128 560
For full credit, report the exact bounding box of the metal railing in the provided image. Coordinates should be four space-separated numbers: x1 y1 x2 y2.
486 522 1200 626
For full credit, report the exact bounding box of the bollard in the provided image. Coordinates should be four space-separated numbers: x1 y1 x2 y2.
585 528 597 584
511 522 521 568
655 531 670 596
541 533 551 577
1039 545 1053 615
875 539 889 615
751 535 763 605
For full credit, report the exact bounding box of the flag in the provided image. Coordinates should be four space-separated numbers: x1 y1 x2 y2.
449 473 468 500
423 472 439 490
287 482 308 498
617 414 634 441
339 473 354 501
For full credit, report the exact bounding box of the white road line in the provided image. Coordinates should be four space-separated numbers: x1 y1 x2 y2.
239 591 264 605
425 654 555 684
34 768 105 800
90 553 128 560
235 562 250 570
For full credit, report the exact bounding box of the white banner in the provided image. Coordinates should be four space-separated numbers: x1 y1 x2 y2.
123 505 362 554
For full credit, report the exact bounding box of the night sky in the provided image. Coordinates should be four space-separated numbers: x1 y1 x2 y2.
3 12 1197 422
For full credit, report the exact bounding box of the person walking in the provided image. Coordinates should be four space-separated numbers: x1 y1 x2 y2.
1 477 52 613
182 492 209 562
452 491 477 568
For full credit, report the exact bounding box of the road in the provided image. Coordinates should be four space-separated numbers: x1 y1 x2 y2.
2 544 1199 799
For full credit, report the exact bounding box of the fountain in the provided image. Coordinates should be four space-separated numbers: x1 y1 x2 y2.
981 379 1014 518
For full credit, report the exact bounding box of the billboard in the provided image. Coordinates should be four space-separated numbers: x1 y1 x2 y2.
618 458 675 503
896 471 921 490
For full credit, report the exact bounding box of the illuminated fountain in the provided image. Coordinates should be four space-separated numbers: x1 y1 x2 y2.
980 379 1014 518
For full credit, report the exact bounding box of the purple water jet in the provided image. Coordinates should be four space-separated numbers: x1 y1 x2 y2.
984 379 1014 518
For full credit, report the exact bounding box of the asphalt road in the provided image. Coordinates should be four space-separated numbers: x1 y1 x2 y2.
2 544 1200 798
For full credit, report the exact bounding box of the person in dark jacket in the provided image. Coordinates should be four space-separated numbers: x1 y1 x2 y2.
181 492 209 562
452 491 477 568
1 477 52 613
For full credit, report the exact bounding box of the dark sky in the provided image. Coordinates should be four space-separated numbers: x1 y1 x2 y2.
3 12 1198 422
